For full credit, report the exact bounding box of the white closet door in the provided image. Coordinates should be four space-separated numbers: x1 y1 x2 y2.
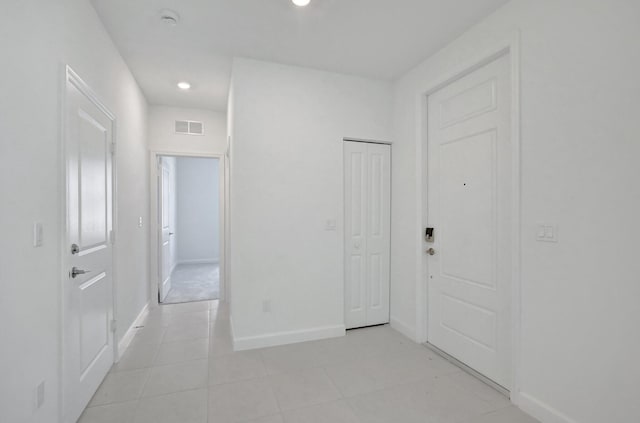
344 141 391 330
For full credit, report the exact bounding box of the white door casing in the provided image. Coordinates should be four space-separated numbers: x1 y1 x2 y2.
63 68 115 423
427 55 512 389
344 141 391 329
158 157 172 302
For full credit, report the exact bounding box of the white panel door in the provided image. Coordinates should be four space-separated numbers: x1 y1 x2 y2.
158 158 172 302
63 69 115 423
427 55 512 389
344 141 391 329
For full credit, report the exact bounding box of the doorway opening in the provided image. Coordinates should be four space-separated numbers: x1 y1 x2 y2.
156 155 222 304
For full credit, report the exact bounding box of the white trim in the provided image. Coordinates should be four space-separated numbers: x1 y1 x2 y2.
390 316 415 341
149 150 227 308
233 325 346 351
116 303 149 359
518 392 577 423
416 32 522 398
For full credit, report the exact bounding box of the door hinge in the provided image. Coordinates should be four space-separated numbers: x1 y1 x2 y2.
110 319 117 333
110 230 115 244
110 143 116 155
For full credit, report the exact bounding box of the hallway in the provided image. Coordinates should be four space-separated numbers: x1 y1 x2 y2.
79 301 537 423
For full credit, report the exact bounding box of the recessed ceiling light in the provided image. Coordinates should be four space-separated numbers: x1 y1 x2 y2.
177 82 191 90
292 0 310 7
159 9 180 26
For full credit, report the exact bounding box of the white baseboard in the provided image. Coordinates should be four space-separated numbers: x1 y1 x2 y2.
178 258 219 265
116 303 149 361
390 316 417 342
517 392 577 423
234 324 346 351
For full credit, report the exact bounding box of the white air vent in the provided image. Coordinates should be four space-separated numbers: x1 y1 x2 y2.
175 120 205 136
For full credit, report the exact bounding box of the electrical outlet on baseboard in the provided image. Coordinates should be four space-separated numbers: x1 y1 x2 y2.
325 218 337 231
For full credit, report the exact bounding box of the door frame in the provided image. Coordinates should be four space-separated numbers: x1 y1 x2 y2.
59 66 119 422
417 34 522 400
149 151 227 306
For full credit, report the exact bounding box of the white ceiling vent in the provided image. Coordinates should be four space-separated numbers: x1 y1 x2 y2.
175 120 205 136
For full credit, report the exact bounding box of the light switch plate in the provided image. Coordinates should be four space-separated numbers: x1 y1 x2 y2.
536 223 558 242
325 218 337 231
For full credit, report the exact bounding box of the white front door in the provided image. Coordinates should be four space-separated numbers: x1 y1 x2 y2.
63 69 115 423
426 55 512 389
344 141 391 329
158 157 173 302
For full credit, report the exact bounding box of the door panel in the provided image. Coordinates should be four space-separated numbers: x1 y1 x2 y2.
365 144 390 325
159 158 172 302
344 141 390 329
440 130 496 288
427 55 511 389
345 144 367 328
64 70 114 423
79 272 110 371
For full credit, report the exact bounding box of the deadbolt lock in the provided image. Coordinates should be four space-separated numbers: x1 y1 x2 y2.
425 227 435 243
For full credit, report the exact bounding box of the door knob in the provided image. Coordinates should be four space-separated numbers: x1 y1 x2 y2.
70 267 90 278
426 248 436 256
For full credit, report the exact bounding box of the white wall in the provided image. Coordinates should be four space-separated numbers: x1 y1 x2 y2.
228 58 393 349
392 0 640 422
149 106 227 155
0 1 149 422
176 157 220 264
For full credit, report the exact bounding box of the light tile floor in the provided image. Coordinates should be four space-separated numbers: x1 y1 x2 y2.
80 300 539 423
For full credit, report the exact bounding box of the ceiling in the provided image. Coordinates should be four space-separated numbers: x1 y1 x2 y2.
91 0 509 112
